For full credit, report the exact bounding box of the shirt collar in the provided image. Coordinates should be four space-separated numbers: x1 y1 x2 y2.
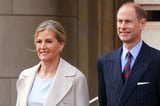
122 40 143 60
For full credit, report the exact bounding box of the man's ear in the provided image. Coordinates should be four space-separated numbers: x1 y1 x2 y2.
140 18 147 30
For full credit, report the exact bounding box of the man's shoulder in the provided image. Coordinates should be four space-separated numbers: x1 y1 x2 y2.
143 42 160 56
98 48 121 61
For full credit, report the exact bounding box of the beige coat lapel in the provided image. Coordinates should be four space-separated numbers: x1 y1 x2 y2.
16 64 40 106
45 58 76 106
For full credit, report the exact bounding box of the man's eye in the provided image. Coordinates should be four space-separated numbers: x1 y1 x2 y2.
117 20 122 23
46 40 52 43
126 20 132 23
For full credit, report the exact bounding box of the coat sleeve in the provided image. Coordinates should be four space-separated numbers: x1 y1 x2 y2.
97 58 107 106
75 71 89 106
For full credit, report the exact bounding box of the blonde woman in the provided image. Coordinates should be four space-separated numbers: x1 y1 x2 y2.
16 20 89 106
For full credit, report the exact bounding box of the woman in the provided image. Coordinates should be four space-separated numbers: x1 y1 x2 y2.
16 20 89 106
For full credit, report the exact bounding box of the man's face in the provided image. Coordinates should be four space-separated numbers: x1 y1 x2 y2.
117 5 145 45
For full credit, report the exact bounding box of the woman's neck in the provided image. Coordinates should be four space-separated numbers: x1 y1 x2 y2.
38 58 60 79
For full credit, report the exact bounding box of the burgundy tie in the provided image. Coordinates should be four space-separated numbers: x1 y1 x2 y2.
123 51 132 81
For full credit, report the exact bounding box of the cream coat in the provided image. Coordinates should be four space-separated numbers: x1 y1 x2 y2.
16 58 89 106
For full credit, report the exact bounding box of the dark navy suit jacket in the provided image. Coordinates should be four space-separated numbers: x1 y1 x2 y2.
97 42 160 106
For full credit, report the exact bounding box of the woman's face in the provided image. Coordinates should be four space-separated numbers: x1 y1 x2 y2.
35 30 64 62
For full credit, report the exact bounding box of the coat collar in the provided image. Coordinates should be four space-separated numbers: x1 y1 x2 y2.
44 58 76 105
17 58 76 106
16 63 39 106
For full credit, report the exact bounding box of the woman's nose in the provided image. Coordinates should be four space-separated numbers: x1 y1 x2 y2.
40 42 46 48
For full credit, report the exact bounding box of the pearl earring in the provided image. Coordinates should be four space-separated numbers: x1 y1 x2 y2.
60 48 63 52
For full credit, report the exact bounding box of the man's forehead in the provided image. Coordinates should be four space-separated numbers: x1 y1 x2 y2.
117 7 136 17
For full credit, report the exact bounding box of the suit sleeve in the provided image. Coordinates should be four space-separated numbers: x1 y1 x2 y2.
97 58 107 106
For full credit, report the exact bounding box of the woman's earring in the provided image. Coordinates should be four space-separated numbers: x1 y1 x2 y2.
60 48 63 52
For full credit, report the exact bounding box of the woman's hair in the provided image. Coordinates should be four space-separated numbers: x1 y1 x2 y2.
34 20 66 45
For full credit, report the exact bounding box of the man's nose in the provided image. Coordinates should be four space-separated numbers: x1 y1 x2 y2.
120 21 127 28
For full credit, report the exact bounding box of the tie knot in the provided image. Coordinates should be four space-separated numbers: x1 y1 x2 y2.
127 51 132 58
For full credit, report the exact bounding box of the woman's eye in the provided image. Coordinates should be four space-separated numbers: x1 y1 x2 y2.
36 40 42 43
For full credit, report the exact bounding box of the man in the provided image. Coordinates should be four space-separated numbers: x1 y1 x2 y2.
97 2 160 106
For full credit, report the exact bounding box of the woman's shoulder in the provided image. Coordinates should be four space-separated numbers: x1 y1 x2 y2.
60 58 86 78
18 63 40 78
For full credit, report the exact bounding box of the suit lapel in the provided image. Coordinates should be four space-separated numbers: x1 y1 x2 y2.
44 58 75 106
109 48 123 90
118 43 152 105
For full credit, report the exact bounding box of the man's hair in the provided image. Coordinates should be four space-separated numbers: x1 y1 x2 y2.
119 2 147 20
